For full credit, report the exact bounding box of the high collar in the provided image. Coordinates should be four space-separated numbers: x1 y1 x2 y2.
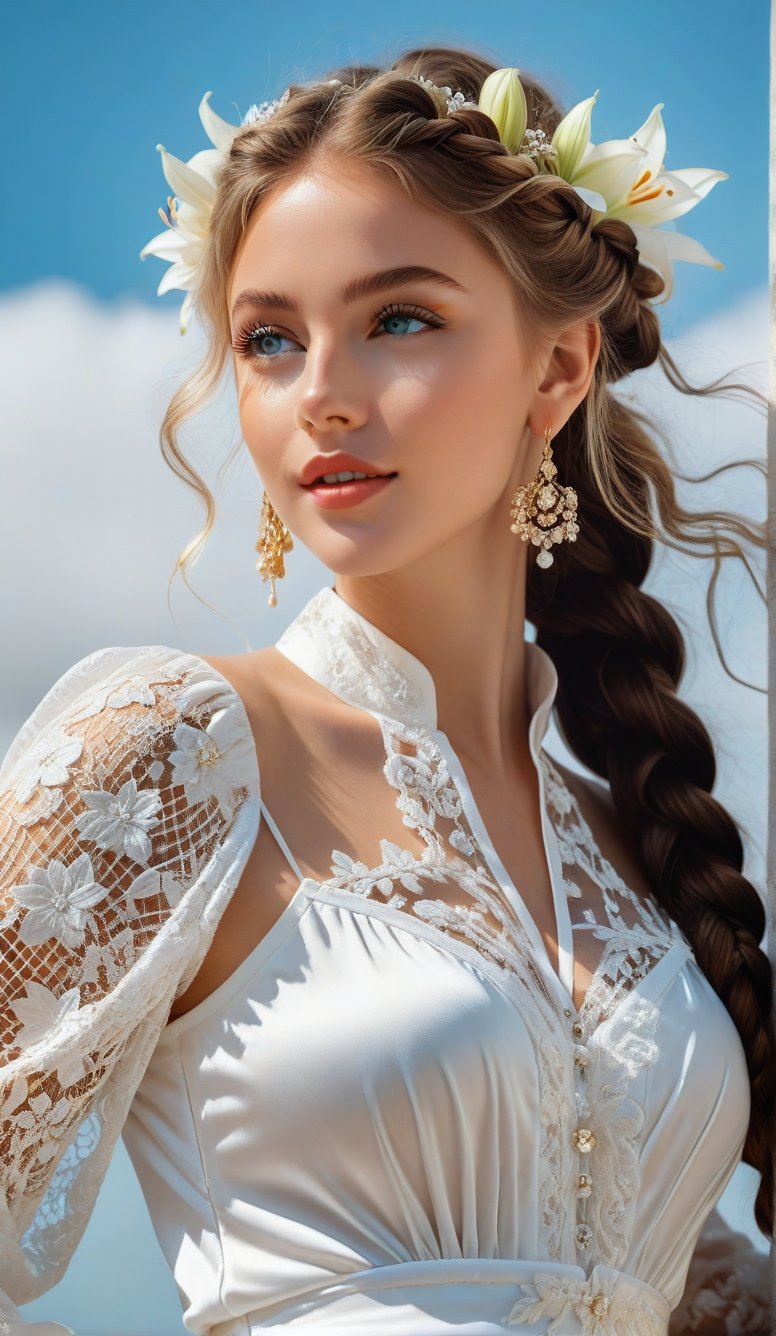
274 586 558 763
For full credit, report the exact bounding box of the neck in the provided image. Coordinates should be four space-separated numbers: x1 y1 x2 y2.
334 537 532 775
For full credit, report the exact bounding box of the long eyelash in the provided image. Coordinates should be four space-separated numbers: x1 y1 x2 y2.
230 301 445 363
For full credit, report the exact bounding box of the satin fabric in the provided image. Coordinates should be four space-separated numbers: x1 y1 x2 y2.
120 587 749 1334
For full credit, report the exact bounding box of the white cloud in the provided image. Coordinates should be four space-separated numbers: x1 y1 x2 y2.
4 281 770 1331
1 275 767 895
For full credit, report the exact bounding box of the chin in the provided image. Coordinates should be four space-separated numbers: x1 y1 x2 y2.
302 530 426 580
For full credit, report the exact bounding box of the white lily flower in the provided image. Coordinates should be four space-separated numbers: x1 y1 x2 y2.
549 92 728 301
142 74 728 328
140 92 243 334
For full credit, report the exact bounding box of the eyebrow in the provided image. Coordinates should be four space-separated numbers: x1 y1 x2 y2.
230 265 469 321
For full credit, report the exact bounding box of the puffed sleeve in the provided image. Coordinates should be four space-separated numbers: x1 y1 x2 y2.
668 1206 771 1335
0 645 260 1333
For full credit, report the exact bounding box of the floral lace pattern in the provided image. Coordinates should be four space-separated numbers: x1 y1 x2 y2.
302 652 689 1274
0 593 754 1330
504 1266 667 1333
0 647 259 1314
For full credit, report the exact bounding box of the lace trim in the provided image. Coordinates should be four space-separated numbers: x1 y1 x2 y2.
319 715 688 1271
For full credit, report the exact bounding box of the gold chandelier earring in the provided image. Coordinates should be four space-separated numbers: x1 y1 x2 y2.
255 491 294 607
509 421 579 568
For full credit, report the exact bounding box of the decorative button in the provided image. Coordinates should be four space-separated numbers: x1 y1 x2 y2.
589 1292 611 1318
572 1020 584 1039
575 1223 593 1250
563 1007 572 1017
576 1173 593 1199
572 1127 596 1153
574 1050 590 1069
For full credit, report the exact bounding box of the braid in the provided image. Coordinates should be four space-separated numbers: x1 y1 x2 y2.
527 399 775 1234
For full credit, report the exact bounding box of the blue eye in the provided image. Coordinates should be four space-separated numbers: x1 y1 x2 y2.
231 301 444 366
379 306 431 338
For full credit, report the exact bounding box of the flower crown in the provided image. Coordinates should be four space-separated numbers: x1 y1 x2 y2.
140 67 728 334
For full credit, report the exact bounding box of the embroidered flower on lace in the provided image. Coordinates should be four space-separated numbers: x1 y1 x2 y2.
13 853 111 949
503 1269 663 1333
10 727 83 805
381 753 459 822
9 982 86 1088
168 701 256 818
328 839 449 897
15 786 65 828
69 675 159 723
126 866 188 909
74 776 163 864
79 929 135 989
18 1092 73 1167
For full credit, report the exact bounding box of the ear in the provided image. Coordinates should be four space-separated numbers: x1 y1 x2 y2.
528 318 601 436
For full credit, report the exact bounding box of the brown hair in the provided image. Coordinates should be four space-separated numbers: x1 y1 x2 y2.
158 44 774 1233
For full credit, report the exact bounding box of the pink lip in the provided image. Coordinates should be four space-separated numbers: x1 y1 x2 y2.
305 475 396 509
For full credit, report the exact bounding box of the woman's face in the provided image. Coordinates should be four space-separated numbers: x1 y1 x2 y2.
228 158 552 578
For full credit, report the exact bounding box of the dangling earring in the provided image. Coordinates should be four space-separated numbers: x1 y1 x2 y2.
509 421 579 568
255 491 294 607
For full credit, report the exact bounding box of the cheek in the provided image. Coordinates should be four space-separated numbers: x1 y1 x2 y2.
235 371 286 474
400 337 526 476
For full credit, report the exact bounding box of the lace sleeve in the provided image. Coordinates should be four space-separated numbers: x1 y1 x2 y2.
0 645 259 1333
668 1207 771 1335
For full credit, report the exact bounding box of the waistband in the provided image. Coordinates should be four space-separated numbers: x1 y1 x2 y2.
207 1256 671 1334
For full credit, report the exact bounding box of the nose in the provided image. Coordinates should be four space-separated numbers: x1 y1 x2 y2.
294 340 369 434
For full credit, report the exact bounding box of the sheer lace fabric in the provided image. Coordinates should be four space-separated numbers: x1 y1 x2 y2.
0 586 758 1334
0 648 259 1327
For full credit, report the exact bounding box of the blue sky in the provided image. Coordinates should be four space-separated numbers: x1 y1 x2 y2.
1 0 769 336
4 2 771 1333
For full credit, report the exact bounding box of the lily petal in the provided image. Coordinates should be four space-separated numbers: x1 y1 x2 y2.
572 139 648 209
167 200 210 243
157 259 199 295
609 167 702 226
551 90 599 181
667 166 730 198
182 147 224 192
635 166 729 223
627 102 666 180
156 144 216 212
629 222 724 304
139 229 187 263
478 68 528 154
198 90 240 153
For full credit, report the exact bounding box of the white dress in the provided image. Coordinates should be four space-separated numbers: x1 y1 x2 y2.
0 585 761 1335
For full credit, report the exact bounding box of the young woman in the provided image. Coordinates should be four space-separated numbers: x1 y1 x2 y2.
0 45 772 1336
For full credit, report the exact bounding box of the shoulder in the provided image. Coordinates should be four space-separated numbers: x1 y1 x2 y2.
2 645 201 788
196 644 366 748
0 642 262 1032
0 643 261 893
